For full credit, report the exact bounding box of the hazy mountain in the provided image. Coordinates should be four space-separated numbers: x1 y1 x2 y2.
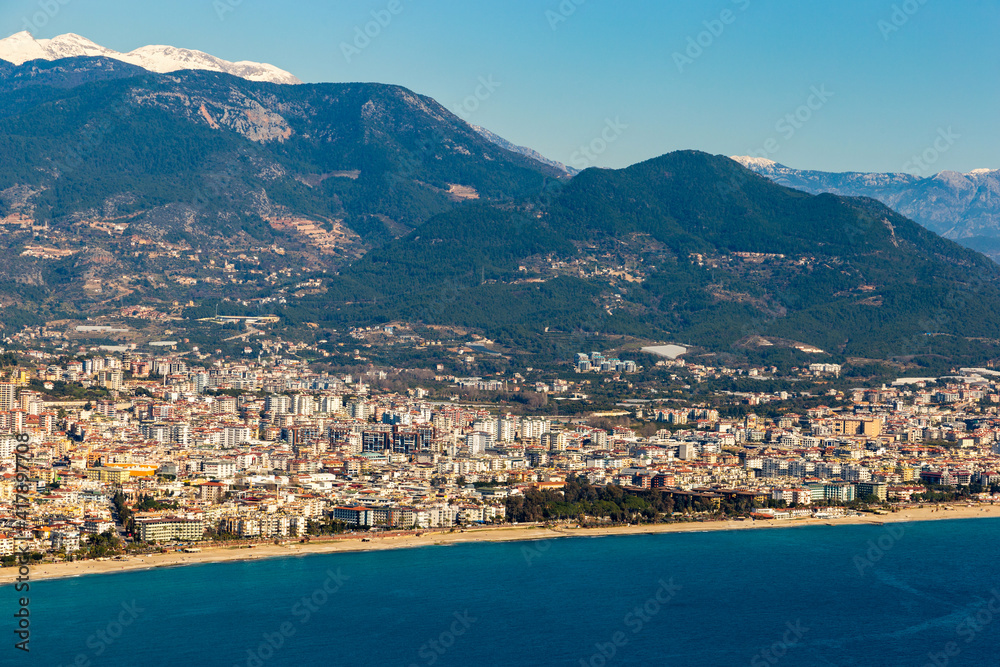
732 156 1000 260
304 151 1000 363
471 125 577 177
0 32 301 85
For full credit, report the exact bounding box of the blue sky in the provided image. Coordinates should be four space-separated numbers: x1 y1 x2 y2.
2 0 997 174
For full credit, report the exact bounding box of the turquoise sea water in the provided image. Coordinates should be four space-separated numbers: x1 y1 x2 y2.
10 518 1000 667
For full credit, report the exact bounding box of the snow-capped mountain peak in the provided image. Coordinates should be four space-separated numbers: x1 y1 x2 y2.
730 155 782 171
0 31 301 85
735 156 1000 260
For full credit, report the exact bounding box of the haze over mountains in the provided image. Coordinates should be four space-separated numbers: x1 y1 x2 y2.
470 125 577 177
1 36 1000 365
732 156 1000 260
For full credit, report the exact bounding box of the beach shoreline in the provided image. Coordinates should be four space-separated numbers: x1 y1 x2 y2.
6 503 1000 585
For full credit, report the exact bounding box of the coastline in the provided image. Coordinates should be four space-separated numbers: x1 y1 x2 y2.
6 503 1000 585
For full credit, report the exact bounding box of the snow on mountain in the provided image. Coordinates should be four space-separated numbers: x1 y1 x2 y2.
731 155 918 193
471 124 577 177
730 155 780 172
733 155 1000 260
0 32 301 85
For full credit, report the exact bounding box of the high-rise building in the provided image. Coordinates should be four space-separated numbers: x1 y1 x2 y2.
19 391 43 415
193 372 209 393
0 383 18 411
294 394 315 416
466 431 493 455
223 426 251 447
212 397 238 415
498 417 517 443
265 394 291 415
520 418 549 439
319 395 342 414
98 370 123 391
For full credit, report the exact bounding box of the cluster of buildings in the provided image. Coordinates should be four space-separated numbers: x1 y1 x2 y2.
4 349 1000 559
575 352 639 374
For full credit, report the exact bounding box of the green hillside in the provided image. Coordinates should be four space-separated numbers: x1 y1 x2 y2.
1 57 998 365
303 152 1000 361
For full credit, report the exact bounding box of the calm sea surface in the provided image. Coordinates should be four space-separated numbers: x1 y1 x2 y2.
11 518 1000 667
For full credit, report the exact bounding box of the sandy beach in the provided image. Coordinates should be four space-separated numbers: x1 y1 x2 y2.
6 503 1000 585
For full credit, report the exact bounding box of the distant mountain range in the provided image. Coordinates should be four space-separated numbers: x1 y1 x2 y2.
471 125 577 177
0 32 301 84
0 32 579 177
1 43 1000 366
732 156 1000 260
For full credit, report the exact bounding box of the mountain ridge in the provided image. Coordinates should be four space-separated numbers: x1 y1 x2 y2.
299 150 1000 363
471 125 577 177
0 31 301 85
0 55 568 323
731 156 1000 259
1 52 1000 366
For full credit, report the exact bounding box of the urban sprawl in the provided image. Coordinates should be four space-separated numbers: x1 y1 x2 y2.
3 339 1000 563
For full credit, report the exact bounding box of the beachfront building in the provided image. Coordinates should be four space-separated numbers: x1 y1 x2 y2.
0 533 14 556
331 506 373 527
51 529 82 553
856 482 888 501
824 483 857 503
136 517 205 543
